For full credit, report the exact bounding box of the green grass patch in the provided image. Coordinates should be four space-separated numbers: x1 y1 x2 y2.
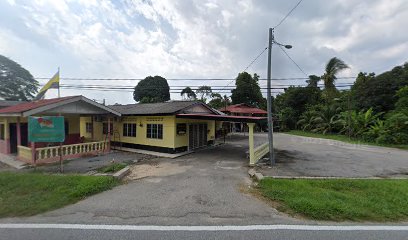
0 172 118 218
258 178 408 221
97 163 127 173
286 130 408 150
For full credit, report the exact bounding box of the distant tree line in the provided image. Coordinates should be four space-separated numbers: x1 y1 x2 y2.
275 58 408 145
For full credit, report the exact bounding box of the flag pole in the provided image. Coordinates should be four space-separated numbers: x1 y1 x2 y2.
58 67 63 173
57 67 60 98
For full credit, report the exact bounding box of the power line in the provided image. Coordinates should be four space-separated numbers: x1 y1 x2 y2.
35 76 357 81
216 46 269 95
243 47 268 72
273 0 304 29
278 44 308 77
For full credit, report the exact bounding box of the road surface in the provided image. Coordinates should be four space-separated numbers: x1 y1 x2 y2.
1 224 407 240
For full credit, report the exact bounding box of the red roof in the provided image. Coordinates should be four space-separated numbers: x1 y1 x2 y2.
0 96 78 114
176 113 266 123
218 104 267 115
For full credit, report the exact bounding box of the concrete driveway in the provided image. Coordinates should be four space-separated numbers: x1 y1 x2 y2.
3 132 406 225
0 142 301 226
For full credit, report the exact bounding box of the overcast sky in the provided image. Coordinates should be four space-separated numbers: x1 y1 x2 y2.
1 0 407 104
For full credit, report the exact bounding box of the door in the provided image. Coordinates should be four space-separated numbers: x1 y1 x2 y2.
188 123 208 150
9 124 17 154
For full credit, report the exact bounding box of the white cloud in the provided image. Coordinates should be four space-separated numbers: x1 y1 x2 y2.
0 0 407 103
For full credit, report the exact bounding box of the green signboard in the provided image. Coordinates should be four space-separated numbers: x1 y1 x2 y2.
28 116 65 142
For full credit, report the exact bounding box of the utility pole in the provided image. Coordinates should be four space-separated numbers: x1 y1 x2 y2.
267 28 275 165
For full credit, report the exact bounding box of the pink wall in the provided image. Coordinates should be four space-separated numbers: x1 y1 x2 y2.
0 139 10 154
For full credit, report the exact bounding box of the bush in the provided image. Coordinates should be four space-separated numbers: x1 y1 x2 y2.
376 112 408 144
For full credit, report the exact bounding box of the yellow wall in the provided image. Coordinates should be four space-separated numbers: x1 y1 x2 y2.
174 118 216 148
114 116 176 148
80 115 217 151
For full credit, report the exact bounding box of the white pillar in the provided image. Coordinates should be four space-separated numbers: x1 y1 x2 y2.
247 123 255 166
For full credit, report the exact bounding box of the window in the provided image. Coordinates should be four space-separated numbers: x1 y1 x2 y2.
123 123 137 137
0 124 4 140
103 123 113 135
85 122 93 133
65 122 69 136
147 124 163 139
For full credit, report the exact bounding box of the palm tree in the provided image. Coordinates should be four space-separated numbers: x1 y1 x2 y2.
306 75 320 88
180 87 196 100
311 104 342 134
321 57 349 100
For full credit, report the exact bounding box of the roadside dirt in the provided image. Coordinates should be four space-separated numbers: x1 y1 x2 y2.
127 159 192 180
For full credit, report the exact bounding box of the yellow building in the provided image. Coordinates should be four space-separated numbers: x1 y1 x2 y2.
80 101 222 153
0 96 266 165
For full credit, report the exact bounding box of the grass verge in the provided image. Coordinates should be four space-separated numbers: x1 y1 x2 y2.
286 130 408 150
257 178 408 221
0 172 118 218
97 163 127 173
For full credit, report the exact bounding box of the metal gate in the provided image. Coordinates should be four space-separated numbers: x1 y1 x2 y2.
188 123 208 150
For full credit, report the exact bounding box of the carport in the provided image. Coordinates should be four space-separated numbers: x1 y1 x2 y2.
176 114 268 165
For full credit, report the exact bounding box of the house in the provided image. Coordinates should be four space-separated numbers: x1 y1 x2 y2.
218 103 267 132
80 101 266 156
0 100 24 109
79 101 260 154
0 97 266 165
0 96 120 164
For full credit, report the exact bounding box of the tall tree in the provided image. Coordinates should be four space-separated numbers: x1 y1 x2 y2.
321 57 349 101
180 87 196 100
306 75 320 88
231 72 263 106
133 75 170 103
196 85 212 103
208 93 230 109
0 55 39 101
351 64 408 112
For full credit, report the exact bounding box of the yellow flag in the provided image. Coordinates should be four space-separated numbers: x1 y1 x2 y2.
34 71 59 100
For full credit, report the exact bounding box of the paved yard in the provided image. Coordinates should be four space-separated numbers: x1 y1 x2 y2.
259 133 408 178
31 151 154 174
0 143 301 226
2 132 407 225
0 162 12 172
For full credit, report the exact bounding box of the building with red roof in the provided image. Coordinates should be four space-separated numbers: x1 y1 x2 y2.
218 104 267 132
218 103 267 116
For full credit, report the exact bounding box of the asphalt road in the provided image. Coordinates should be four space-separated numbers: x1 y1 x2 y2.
252 133 408 177
1 224 408 240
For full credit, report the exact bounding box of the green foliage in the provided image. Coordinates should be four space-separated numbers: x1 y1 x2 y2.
378 112 408 144
180 87 197 100
258 178 408 221
352 64 408 113
0 172 118 217
395 86 408 112
296 105 320 131
321 57 349 102
231 72 263 107
274 86 322 123
276 107 296 131
133 76 170 103
208 93 230 109
97 163 127 173
306 75 320 88
337 108 383 138
310 104 342 134
0 55 39 101
196 85 212 103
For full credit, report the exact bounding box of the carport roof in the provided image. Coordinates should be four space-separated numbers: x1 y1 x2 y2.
176 113 266 123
